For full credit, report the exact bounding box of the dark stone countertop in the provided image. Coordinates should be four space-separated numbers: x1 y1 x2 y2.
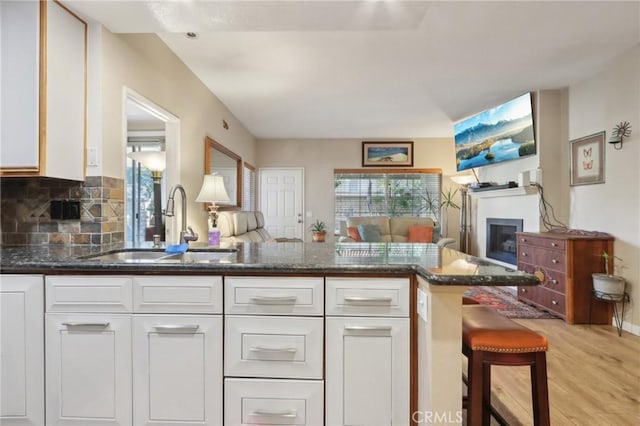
0 242 539 287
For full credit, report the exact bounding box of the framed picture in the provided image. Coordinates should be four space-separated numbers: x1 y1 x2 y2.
570 131 605 186
362 141 414 167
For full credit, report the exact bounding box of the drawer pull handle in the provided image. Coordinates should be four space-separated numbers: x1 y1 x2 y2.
521 289 527 293
252 409 297 418
249 346 297 353
344 296 393 303
62 322 110 327
521 238 527 242
551 300 559 305
551 242 558 247
551 259 559 264
345 325 392 333
551 279 558 284
250 296 298 304
153 325 199 332
521 252 527 257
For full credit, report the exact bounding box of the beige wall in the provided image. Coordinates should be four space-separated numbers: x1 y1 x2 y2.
568 45 640 333
95 28 257 239
256 138 461 242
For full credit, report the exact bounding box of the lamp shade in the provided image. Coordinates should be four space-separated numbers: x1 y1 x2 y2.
127 151 166 172
195 174 231 203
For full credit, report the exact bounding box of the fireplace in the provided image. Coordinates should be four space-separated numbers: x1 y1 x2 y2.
486 218 523 265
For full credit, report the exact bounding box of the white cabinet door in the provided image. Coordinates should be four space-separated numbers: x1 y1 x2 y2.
133 315 223 426
0 275 44 426
325 317 410 426
46 314 132 426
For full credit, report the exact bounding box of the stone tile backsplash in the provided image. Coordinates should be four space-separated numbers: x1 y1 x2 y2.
0 176 125 245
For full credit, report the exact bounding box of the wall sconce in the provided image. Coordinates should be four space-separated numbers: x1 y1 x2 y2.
608 121 632 150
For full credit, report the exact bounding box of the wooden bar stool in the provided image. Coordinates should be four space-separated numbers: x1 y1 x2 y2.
462 305 550 426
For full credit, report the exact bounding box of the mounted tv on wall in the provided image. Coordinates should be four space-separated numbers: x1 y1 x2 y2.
454 92 536 172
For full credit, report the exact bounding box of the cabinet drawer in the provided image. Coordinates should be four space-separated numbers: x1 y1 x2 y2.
518 264 566 294
537 287 566 317
133 276 222 313
325 277 409 317
46 276 132 312
518 246 566 272
225 276 323 315
224 378 323 426
225 316 323 379
517 234 565 250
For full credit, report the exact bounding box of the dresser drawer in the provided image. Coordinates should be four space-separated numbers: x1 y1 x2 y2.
518 264 566 295
133 276 222 313
537 287 566 317
225 276 323 315
224 378 324 426
46 276 132 312
517 234 565 250
518 245 566 272
225 315 323 379
325 277 409 317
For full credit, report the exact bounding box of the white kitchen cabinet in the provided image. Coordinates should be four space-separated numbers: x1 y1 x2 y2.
224 378 324 426
0 274 44 426
132 315 223 426
325 276 411 426
326 317 410 426
0 0 86 180
45 314 132 425
44 274 224 426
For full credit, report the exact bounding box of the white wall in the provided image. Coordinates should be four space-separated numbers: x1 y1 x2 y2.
256 138 461 242
92 28 257 240
568 45 640 334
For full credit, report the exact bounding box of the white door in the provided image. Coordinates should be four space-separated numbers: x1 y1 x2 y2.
325 317 410 426
133 315 223 426
46 314 132 426
0 275 44 426
259 168 304 239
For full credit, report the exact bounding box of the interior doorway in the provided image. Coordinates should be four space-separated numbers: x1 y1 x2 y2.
124 89 180 244
259 168 304 240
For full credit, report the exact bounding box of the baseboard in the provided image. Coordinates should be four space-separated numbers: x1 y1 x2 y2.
621 321 640 336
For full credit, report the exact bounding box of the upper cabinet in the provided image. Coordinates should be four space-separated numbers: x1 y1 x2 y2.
0 0 87 181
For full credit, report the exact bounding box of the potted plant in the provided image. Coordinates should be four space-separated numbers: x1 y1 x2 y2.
309 219 327 242
592 251 626 299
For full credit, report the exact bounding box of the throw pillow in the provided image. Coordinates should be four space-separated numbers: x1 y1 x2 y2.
357 224 382 242
347 226 362 242
408 225 434 243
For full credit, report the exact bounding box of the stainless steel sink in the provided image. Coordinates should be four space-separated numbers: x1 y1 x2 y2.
82 248 237 263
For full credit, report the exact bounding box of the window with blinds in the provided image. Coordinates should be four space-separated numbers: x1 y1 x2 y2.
334 169 442 233
242 162 256 211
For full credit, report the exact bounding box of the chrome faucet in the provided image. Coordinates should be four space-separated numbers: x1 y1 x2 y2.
165 184 198 244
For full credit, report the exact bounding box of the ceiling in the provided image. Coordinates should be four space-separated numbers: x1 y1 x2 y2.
65 1 640 139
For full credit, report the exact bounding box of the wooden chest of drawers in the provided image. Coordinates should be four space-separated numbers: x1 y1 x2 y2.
516 232 613 324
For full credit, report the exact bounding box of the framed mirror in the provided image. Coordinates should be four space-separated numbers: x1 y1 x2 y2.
205 136 242 209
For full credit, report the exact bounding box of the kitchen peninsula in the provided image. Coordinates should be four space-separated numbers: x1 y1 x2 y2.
0 242 538 426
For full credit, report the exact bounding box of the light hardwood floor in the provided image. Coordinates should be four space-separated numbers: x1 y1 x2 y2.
482 319 640 425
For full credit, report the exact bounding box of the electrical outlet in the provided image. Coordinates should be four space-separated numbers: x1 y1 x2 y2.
417 288 428 322
529 168 542 186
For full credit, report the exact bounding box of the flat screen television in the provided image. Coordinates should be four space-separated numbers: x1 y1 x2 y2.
454 92 536 172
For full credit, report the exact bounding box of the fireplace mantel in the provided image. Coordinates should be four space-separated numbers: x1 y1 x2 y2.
469 186 537 199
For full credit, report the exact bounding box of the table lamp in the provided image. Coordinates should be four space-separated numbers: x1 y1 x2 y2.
127 151 166 244
195 173 230 245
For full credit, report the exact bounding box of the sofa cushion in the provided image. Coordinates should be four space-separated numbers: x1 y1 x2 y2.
347 226 362 242
357 224 382 242
347 216 391 239
408 225 434 243
246 212 258 231
233 213 249 235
